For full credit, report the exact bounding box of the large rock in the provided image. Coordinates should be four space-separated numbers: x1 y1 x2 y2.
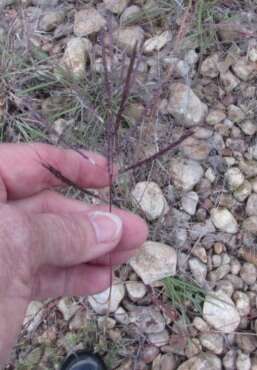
180 137 211 161
120 5 141 25
236 333 257 353
125 281 147 301
88 282 125 314
170 159 204 191
249 45 257 62
249 139 257 161
189 257 207 285
223 349 236 369
143 31 172 54
240 262 257 285
234 291 250 317
113 26 144 52
167 83 208 127
74 8 106 36
200 54 219 78
200 333 224 355
252 177 257 193
236 351 251 370
114 307 129 325
158 354 176 370
69 310 90 331
104 0 129 14
50 118 73 144
23 301 44 333
206 110 226 125
203 291 240 333
148 330 169 347
252 357 257 370
239 160 257 178
209 264 230 282
57 297 79 321
129 306 165 334
227 104 245 123
220 71 240 92
131 181 169 221
141 344 160 364
243 216 257 235
181 191 199 215
232 57 257 81
177 353 221 370
39 10 65 32
61 38 92 79
225 167 245 190
210 208 238 234
163 57 190 79
218 21 252 42
233 181 251 202
129 241 177 284
193 317 209 332
246 194 257 216
241 120 257 136
189 220 216 240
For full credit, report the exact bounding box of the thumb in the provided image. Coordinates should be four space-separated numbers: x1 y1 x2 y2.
32 211 123 268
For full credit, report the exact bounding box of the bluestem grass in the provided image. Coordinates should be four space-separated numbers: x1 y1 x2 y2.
38 31 194 217
26 26 196 336
100 32 114 212
113 43 138 137
40 161 112 204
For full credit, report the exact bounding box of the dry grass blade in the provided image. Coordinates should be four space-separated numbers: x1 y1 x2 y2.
174 0 196 49
100 31 113 114
120 130 194 174
101 30 115 213
40 161 111 205
114 43 138 135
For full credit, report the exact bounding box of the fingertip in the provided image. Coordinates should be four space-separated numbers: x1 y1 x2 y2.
88 211 123 244
138 216 149 241
130 214 149 245
86 206 149 250
114 210 149 251
77 150 108 168
77 150 119 184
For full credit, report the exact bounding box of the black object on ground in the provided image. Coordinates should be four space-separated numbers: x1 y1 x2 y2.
60 350 108 370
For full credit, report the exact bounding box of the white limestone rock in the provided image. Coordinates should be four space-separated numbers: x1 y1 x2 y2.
129 241 177 284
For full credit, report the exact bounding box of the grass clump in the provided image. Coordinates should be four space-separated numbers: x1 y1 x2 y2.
121 0 180 26
163 276 206 318
194 0 220 53
0 40 106 147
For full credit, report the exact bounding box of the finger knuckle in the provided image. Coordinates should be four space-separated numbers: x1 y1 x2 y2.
0 205 33 293
64 216 91 260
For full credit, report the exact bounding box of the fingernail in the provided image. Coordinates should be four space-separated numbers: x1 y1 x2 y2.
87 156 96 165
89 211 122 243
76 150 96 165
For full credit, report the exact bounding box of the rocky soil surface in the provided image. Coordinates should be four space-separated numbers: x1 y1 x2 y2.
2 0 257 369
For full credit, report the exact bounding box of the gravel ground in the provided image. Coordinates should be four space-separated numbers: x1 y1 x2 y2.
2 0 257 369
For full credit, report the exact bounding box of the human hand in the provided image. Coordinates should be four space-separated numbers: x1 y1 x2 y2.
0 143 148 365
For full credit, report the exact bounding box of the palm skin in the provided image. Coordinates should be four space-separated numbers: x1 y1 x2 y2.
0 143 148 365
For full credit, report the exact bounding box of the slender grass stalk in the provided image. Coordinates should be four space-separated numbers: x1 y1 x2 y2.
40 162 107 203
120 130 194 174
114 43 138 136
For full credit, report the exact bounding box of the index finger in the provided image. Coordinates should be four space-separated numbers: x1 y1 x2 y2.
0 143 112 201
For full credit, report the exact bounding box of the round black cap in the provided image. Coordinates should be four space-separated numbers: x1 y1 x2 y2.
60 351 107 370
